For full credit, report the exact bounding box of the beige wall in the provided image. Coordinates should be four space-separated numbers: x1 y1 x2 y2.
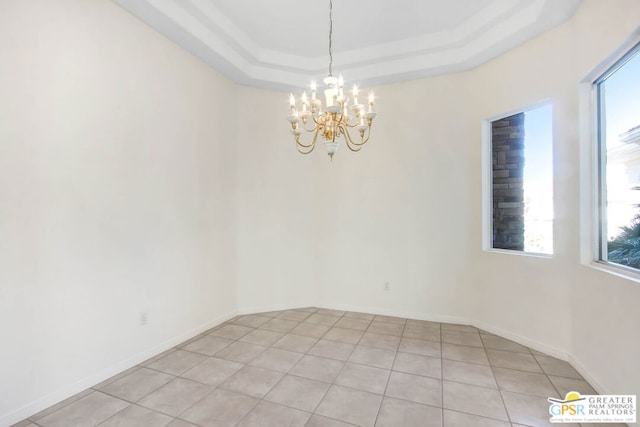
0 0 238 423
2 0 640 425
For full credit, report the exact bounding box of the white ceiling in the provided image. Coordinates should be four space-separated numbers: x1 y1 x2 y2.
113 0 580 92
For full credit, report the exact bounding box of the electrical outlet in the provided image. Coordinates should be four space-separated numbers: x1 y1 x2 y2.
139 311 148 326
384 282 390 292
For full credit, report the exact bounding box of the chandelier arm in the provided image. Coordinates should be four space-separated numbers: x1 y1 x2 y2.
343 135 363 152
297 143 316 155
338 125 364 152
296 126 322 150
340 124 371 147
303 120 319 133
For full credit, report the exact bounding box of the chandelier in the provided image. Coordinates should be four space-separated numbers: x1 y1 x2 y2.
286 0 377 160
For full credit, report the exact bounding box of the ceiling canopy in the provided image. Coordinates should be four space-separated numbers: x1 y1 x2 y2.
114 0 580 92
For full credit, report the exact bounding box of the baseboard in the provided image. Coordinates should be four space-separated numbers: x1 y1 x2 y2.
568 354 608 395
0 309 236 427
315 302 471 325
237 301 316 316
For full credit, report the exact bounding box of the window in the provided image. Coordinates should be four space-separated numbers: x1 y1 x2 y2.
595 42 640 270
486 104 553 255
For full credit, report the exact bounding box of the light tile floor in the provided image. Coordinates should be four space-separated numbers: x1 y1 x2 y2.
14 307 625 427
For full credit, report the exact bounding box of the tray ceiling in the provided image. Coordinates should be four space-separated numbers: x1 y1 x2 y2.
113 0 580 91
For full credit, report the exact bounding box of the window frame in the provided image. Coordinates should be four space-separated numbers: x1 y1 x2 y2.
482 100 554 258
582 32 640 281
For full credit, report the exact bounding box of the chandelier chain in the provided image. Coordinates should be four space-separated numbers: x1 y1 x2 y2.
328 0 333 77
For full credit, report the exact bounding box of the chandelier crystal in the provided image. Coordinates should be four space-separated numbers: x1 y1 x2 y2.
286 0 377 160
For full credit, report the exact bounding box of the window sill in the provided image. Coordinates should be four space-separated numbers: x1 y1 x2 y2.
588 260 640 284
484 248 553 259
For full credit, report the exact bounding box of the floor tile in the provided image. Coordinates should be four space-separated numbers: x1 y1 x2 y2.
305 313 341 326
214 341 266 363
254 310 282 318
398 337 441 357
180 356 243 386
323 327 364 344
442 359 496 388
348 345 396 370
290 322 331 338
443 409 510 427
100 368 174 402
534 355 582 379
493 367 558 397
376 397 442 427
11 420 37 427
367 321 404 336
297 306 319 313
232 314 271 328
289 355 344 383
344 311 375 321
140 349 177 367
405 319 440 329
393 352 442 379
308 339 355 361
486 349 542 373
179 388 257 426
272 333 318 353
38 391 129 427
358 332 401 351
277 310 312 322
146 349 207 376
442 343 489 365
220 365 284 398
335 363 390 394
166 419 197 427
334 317 372 331
138 377 210 416
306 414 356 426
402 325 441 342
249 347 303 373
548 375 597 396
443 381 508 421
373 315 406 325
316 385 382 427
385 371 442 407
441 330 483 347
441 323 478 333
236 401 310 427
239 329 284 346
181 335 233 356
264 374 330 412
209 324 254 340
30 388 95 421
99 404 173 426
480 334 529 353
316 308 346 316
260 318 300 333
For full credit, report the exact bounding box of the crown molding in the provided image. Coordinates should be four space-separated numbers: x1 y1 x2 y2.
113 0 580 92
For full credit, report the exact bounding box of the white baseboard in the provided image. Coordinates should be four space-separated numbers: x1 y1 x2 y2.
568 354 608 395
237 302 316 316
0 309 236 427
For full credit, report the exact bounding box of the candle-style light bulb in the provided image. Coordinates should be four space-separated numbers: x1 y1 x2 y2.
368 93 374 113
310 81 317 100
338 74 344 88
301 92 308 112
289 93 297 114
352 84 359 105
